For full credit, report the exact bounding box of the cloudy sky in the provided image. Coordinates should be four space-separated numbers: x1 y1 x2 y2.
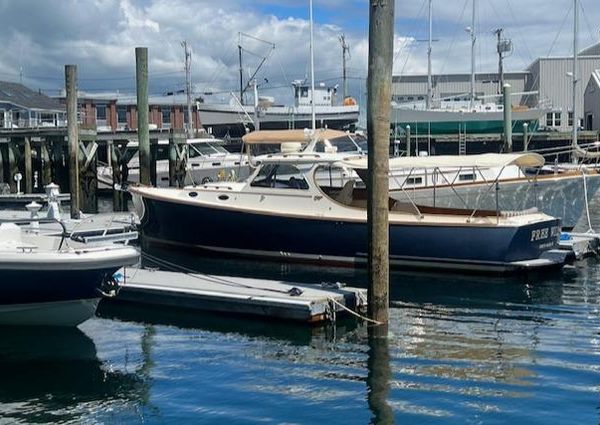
0 0 598 105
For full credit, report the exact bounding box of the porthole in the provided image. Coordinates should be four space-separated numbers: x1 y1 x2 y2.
218 194 229 201
189 191 198 198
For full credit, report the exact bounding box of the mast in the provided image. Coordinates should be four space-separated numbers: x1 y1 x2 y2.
339 34 350 100
572 0 578 156
238 33 244 105
182 40 194 137
309 0 316 131
426 0 433 109
495 28 504 94
469 0 476 109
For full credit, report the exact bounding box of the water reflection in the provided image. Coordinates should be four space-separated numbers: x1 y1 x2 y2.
0 327 147 423
367 325 394 425
99 301 362 347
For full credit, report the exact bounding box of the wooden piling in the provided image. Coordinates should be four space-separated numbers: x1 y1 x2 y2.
65 64 80 219
523 123 529 152
136 47 151 186
24 136 32 193
366 0 394 326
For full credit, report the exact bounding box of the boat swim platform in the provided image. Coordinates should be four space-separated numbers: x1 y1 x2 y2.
558 232 600 260
113 267 368 324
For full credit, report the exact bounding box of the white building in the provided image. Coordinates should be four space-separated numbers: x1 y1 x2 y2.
584 69 600 131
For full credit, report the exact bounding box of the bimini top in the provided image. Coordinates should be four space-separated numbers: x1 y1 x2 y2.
340 152 545 170
242 129 348 144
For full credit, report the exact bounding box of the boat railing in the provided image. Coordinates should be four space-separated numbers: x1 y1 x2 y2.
0 217 69 249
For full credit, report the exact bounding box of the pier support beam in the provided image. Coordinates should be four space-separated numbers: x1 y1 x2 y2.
502 83 512 153
169 130 187 187
136 47 151 186
7 139 19 193
366 0 394 327
66 64 80 218
24 136 32 193
111 140 134 212
523 123 529 152
78 129 98 213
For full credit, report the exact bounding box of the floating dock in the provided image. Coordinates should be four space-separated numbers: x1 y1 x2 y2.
114 267 367 324
559 232 600 260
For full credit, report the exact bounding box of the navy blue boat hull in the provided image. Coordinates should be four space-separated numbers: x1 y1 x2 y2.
0 268 119 306
139 196 561 273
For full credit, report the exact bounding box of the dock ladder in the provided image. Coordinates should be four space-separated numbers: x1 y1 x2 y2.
458 125 467 155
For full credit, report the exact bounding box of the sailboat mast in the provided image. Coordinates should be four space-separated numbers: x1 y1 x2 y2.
427 0 433 109
238 33 244 105
470 0 476 109
182 40 194 137
340 34 349 100
309 0 316 131
572 0 578 155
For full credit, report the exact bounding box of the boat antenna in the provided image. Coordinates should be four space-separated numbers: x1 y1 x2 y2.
427 0 433 109
182 40 194 138
339 34 350 101
571 0 578 163
309 0 316 132
467 0 477 109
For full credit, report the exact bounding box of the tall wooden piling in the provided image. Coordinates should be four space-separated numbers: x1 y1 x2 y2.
502 83 512 152
24 136 32 193
523 123 529 152
136 47 151 186
366 0 394 327
65 65 80 219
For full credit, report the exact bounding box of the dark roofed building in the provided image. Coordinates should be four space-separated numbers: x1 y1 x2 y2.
0 81 65 129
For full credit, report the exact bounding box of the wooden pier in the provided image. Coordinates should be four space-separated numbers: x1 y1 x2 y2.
113 267 367 324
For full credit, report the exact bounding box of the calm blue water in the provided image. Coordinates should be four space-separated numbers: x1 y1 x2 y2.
2 252 600 424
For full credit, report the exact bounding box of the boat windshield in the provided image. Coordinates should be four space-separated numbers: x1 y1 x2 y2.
250 164 309 190
207 142 230 154
314 135 368 154
189 143 223 158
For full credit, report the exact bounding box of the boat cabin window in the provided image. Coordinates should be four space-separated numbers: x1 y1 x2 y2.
155 146 170 161
250 164 309 190
458 173 476 181
405 177 423 186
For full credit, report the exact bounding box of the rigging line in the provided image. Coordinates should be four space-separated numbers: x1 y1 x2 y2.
140 251 296 295
392 0 427 73
438 0 469 76
544 1 572 58
487 0 530 70
504 0 536 65
579 1 597 48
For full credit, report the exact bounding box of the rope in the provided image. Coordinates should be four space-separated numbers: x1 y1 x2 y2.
141 251 299 295
581 170 595 234
328 296 384 326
